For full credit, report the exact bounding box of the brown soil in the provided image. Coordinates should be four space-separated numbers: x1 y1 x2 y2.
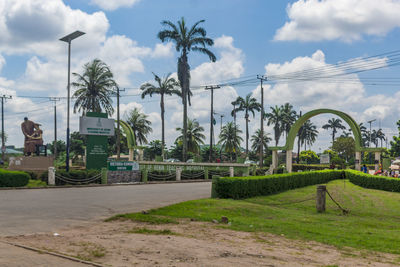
2 219 399 267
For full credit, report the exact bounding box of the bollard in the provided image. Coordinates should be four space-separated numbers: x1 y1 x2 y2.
176 167 182 181
48 167 55 186
316 185 326 213
229 167 234 177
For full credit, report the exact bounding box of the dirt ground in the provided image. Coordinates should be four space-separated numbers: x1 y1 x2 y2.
2 218 400 267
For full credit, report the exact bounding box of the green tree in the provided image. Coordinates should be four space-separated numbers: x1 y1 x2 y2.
176 118 205 154
332 136 355 162
375 128 386 147
299 150 319 164
72 59 116 116
144 140 163 161
125 108 153 145
158 17 216 161
140 73 180 159
250 129 271 155
390 120 400 156
322 118 346 144
47 140 66 157
232 94 261 154
266 105 284 146
218 122 243 161
281 103 297 137
359 123 368 146
70 132 86 159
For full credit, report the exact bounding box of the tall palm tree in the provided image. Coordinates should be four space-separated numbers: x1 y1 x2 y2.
322 118 346 144
72 59 116 116
140 73 180 159
158 17 216 161
125 108 152 145
265 105 284 146
218 122 243 161
232 94 261 154
281 103 297 137
297 120 318 158
376 128 386 147
176 118 205 154
359 123 368 146
251 129 272 155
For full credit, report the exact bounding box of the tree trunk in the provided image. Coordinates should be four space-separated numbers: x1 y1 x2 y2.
161 93 165 160
245 112 249 154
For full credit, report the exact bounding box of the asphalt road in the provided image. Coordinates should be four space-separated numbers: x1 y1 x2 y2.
0 182 211 236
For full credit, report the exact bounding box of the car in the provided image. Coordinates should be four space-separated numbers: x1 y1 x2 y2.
186 159 194 163
164 158 181 163
244 160 256 165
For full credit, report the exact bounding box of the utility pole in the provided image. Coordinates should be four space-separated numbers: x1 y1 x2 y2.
115 87 125 160
367 119 376 147
0 95 11 163
49 97 60 158
205 85 220 162
220 114 224 132
257 75 267 168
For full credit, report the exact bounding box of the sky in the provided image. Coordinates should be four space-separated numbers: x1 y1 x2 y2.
1 0 400 152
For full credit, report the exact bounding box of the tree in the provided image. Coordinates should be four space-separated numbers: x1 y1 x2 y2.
158 17 216 161
218 122 243 161
296 119 318 162
251 129 271 155
140 73 180 159
265 105 284 146
47 140 66 157
72 59 116 116
375 128 386 147
359 123 368 146
233 94 261 154
125 108 152 145
390 121 400 156
70 132 86 159
144 140 163 161
322 118 346 144
176 118 205 154
332 136 355 162
281 103 297 137
299 150 319 164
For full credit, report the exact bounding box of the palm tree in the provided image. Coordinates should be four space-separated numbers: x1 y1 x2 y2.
176 118 205 154
297 120 318 159
265 105 284 146
376 128 386 147
72 59 116 116
140 73 180 159
281 103 297 137
125 108 152 145
218 122 243 161
232 94 261 154
322 118 346 144
251 129 272 155
359 123 368 146
158 17 216 161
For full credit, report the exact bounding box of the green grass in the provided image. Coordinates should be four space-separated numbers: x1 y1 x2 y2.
26 179 47 188
112 180 400 254
127 227 176 235
105 212 178 224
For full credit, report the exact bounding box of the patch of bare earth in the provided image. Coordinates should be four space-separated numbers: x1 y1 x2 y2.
2 219 399 267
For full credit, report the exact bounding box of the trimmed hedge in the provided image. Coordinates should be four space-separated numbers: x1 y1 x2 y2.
212 170 344 199
0 169 30 187
346 170 400 193
293 164 330 172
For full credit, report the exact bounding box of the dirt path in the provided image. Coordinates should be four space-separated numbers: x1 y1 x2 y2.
3 218 399 267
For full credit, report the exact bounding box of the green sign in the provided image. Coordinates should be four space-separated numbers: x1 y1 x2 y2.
108 161 139 171
86 112 109 170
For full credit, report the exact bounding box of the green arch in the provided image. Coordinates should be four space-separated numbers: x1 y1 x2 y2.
115 120 136 149
269 108 384 153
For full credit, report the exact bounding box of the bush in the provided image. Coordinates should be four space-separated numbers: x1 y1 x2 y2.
24 171 38 180
0 169 30 187
212 170 344 199
346 170 400 192
54 169 101 185
293 164 330 172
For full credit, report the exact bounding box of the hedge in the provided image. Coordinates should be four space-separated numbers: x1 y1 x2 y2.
293 164 330 172
346 170 400 193
0 169 30 187
212 170 344 199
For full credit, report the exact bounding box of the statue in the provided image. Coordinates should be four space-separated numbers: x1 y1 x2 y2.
21 117 43 156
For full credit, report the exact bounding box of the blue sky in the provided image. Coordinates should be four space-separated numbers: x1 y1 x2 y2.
1 0 400 151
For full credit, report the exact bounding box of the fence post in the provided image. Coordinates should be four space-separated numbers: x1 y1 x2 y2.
142 169 148 183
176 167 182 181
229 167 234 177
316 185 326 213
101 168 107 184
204 168 209 179
48 167 55 186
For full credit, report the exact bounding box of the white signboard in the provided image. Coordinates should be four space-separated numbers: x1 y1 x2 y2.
79 116 115 136
320 154 330 164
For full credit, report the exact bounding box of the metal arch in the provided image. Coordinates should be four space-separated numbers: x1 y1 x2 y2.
115 120 136 149
269 108 385 153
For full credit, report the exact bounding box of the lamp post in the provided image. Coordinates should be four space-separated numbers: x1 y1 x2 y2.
60 31 85 172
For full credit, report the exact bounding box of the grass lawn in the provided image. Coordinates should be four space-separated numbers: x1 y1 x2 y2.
113 180 400 254
26 179 47 188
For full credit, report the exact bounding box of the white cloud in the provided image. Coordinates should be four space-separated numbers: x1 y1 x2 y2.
274 0 400 42
90 0 141 11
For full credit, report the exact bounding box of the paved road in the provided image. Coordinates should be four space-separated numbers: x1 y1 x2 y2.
0 182 211 236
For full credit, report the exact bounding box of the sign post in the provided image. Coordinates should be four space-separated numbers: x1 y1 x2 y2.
80 112 114 170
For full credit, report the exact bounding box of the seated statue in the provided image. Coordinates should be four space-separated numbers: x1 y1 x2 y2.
21 117 43 156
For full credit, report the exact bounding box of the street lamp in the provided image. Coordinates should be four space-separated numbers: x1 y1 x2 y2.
60 30 85 172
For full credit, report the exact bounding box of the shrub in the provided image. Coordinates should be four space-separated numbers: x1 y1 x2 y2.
345 170 400 193
0 169 30 187
292 164 330 172
212 170 344 199
54 169 101 185
24 171 38 180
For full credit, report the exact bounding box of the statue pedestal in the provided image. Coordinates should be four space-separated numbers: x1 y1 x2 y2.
8 156 54 171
